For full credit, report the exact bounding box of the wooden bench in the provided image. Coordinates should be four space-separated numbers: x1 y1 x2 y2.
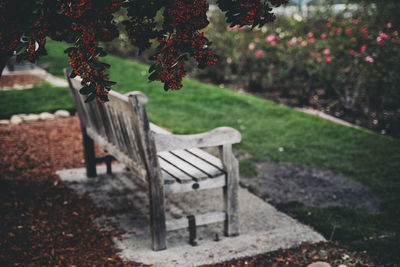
65 69 241 251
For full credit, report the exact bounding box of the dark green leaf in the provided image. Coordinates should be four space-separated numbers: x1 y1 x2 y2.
148 71 159 81
85 93 96 103
104 80 116 86
79 85 94 95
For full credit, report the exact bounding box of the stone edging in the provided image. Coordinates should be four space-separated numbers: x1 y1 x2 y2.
1 66 68 90
0 110 71 126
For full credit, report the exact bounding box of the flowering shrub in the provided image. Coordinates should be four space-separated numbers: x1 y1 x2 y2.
200 6 400 136
0 0 289 102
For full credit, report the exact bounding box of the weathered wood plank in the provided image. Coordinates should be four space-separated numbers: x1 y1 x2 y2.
164 174 226 194
166 212 226 231
65 69 87 127
158 157 193 184
107 90 134 114
86 127 147 180
158 151 209 182
186 148 224 170
124 91 149 104
96 102 109 139
124 116 143 164
169 149 223 178
154 127 241 152
82 127 97 177
220 144 240 237
161 170 177 185
128 95 167 251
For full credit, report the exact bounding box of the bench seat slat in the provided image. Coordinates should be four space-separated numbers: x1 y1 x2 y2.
158 151 210 182
161 170 176 185
186 148 224 170
168 149 224 178
158 157 193 184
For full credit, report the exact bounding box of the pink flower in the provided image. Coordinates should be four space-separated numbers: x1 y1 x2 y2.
352 19 359 25
363 35 370 40
300 41 307 47
309 38 316 44
364 56 373 63
349 49 359 56
322 48 330 56
326 22 332 28
255 49 264 58
270 41 277 47
265 34 277 43
379 32 390 39
320 33 327 39
336 28 342 34
387 22 392 29
287 37 297 47
307 32 314 39
345 28 352 35
361 27 368 33
360 44 367 53
325 56 332 63
248 43 255 51
376 32 390 45
377 36 385 46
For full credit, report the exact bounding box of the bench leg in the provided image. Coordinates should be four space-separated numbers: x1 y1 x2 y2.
82 128 97 178
148 174 167 251
220 144 240 237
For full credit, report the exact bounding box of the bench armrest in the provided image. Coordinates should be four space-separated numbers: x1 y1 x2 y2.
124 91 148 104
153 127 241 152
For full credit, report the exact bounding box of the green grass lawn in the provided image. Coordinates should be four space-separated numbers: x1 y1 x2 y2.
3 40 400 263
0 83 73 119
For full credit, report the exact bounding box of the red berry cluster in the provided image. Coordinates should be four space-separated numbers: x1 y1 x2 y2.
217 0 288 28
237 1 262 26
24 17 48 62
166 0 209 30
1 0 287 101
60 0 92 19
151 0 217 90
61 0 122 102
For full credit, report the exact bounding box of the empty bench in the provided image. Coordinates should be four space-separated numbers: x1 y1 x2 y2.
65 69 241 251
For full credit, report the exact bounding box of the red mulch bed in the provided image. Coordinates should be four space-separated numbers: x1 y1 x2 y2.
0 117 376 266
0 74 43 89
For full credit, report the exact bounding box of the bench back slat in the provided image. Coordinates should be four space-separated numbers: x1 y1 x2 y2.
65 70 158 182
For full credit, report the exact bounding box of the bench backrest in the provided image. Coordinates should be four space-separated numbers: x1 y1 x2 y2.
65 70 159 182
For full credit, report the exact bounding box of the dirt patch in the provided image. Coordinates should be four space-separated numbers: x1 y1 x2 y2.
241 161 380 213
0 74 44 90
0 117 139 265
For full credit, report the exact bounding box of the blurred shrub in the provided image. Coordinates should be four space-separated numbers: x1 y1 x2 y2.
196 5 400 136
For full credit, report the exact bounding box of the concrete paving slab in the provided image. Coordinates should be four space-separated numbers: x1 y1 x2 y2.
57 164 325 267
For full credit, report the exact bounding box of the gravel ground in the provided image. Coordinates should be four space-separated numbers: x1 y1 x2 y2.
0 117 377 266
241 162 381 212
